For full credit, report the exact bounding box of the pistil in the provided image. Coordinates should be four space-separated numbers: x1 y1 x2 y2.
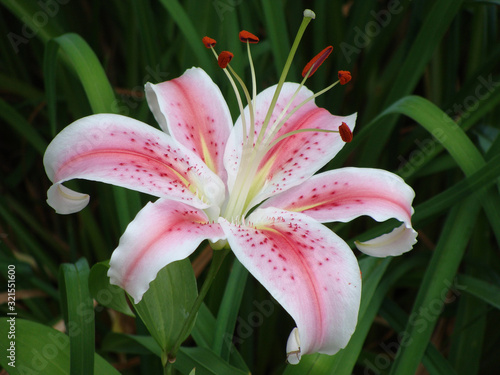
256 9 316 148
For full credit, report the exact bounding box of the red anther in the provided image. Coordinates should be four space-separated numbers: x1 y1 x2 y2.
202 36 216 48
338 70 352 85
302 46 333 78
218 51 234 68
339 122 353 143
239 30 259 43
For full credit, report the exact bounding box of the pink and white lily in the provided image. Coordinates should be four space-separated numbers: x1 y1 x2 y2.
44 25 416 364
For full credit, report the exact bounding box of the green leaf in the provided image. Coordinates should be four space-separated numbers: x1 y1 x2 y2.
133 259 198 357
58 258 94 375
88 261 135 317
369 96 500 246
456 273 500 310
378 96 485 176
0 318 120 375
413 153 500 223
158 0 213 75
212 259 248 360
101 333 161 356
359 0 466 163
0 98 47 155
448 220 489 375
44 33 117 116
388 198 481 375
380 298 458 375
176 347 250 375
191 303 250 372
261 0 295 78
103 333 249 375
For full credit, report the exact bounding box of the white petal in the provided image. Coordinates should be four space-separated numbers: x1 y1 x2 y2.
286 327 302 365
355 224 418 257
47 183 90 214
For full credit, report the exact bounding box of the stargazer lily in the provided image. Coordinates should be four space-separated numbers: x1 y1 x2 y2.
43 10 417 364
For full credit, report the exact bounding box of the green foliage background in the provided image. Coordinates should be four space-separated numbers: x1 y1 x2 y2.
1 0 500 374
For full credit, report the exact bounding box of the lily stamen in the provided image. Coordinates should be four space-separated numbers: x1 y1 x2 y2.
262 46 334 149
239 30 259 145
301 46 333 78
203 38 251 147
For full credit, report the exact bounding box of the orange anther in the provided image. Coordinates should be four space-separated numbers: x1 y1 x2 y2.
202 36 216 48
338 71 351 85
339 122 353 143
218 51 234 69
239 30 259 44
302 46 333 78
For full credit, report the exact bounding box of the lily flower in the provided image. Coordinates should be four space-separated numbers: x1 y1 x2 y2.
43 11 417 364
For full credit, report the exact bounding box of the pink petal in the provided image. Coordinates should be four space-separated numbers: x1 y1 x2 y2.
108 199 225 303
224 82 356 207
219 208 361 359
146 67 232 182
44 114 225 214
262 167 417 256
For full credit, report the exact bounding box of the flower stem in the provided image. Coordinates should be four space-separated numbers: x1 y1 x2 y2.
164 247 230 371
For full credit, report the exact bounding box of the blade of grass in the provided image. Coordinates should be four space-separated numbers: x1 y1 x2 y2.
0 0 63 45
358 0 465 166
58 258 95 375
378 96 500 246
380 298 458 375
455 273 500 310
158 0 213 75
448 216 489 375
388 197 480 375
0 98 47 154
212 259 248 360
261 0 295 78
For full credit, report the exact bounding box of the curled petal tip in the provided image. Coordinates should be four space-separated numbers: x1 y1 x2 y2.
355 224 418 257
286 327 302 365
47 184 90 215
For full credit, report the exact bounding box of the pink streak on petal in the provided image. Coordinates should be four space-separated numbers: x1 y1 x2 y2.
262 167 415 226
219 208 361 357
225 82 356 206
108 199 225 303
43 113 225 209
146 68 232 182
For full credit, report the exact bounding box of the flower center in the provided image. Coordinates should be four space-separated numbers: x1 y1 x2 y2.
202 9 353 223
